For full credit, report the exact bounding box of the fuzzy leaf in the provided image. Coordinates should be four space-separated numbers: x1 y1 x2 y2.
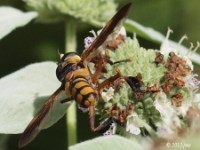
0 62 69 134
125 19 165 43
0 6 38 40
69 135 143 150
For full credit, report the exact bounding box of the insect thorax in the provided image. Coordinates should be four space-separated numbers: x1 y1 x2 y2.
56 52 82 82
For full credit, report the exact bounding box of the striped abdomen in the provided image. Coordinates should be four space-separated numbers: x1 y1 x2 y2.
68 75 97 108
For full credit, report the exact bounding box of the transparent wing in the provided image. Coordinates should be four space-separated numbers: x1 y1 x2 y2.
18 85 67 148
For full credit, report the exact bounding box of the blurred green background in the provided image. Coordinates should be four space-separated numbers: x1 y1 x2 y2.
0 0 199 150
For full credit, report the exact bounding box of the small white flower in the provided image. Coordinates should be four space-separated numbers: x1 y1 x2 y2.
160 28 177 54
176 100 192 117
184 74 200 89
103 122 117 136
84 30 97 48
126 113 144 135
59 53 64 59
193 94 200 109
153 92 171 117
154 92 181 126
119 26 126 37
154 92 182 138
126 124 141 135
101 87 114 102
84 37 95 48
88 26 126 48
156 124 174 139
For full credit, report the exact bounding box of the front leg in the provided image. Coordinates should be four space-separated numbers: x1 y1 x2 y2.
91 54 131 85
97 70 122 91
91 55 104 84
98 70 159 94
123 76 159 93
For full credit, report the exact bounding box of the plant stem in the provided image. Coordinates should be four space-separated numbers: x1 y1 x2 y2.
65 20 77 147
65 21 77 52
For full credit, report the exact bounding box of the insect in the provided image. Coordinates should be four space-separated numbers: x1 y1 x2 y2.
18 3 148 148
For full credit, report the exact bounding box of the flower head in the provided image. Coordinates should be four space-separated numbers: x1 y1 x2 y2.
24 0 117 25
88 28 200 141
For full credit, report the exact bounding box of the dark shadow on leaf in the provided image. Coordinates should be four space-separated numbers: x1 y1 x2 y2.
32 91 70 130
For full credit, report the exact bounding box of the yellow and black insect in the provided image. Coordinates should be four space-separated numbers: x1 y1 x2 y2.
19 3 137 148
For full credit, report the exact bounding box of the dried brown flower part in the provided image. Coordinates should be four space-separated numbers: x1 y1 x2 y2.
160 52 191 93
161 82 173 93
176 127 188 137
106 34 125 49
154 52 165 65
171 93 184 107
174 77 185 87
127 101 134 115
108 102 134 124
134 92 145 100
119 109 127 123
113 78 125 91
186 106 200 126
166 52 191 75
147 84 160 92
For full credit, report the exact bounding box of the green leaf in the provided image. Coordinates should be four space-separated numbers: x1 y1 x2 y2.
0 6 38 40
69 135 143 150
125 19 200 65
125 19 165 43
0 62 69 134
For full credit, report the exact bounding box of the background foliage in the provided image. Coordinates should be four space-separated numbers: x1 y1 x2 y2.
0 0 199 150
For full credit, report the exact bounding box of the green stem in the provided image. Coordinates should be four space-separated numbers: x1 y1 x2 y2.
65 20 77 147
65 20 77 52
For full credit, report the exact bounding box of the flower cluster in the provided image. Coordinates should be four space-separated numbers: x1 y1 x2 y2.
23 0 116 25
85 27 200 141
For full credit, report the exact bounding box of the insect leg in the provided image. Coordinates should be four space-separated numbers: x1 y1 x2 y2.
102 49 131 66
108 58 131 65
98 70 122 91
89 106 113 132
91 55 104 84
123 76 159 93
